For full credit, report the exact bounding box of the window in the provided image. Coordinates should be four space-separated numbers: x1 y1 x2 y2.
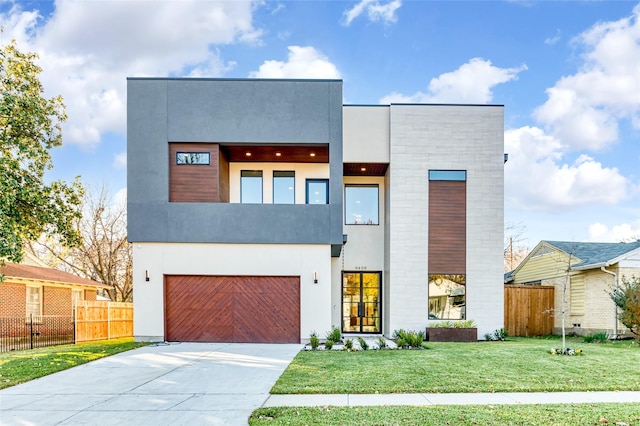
306 179 329 204
428 274 466 320
273 171 295 204
72 289 84 310
241 170 263 203
26 286 42 319
345 185 379 225
429 170 466 181
176 152 210 165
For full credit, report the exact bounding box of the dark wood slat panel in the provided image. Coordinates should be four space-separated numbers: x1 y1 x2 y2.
343 163 389 176
428 181 466 274
218 148 230 203
223 145 328 163
169 143 220 202
164 275 300 343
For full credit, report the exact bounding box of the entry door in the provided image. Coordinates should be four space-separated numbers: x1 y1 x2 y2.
342 272 381 333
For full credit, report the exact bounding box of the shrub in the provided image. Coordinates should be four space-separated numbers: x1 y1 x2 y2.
357 336 369 351
344 338 354 351
376 336 387 349
610 275 640 341
310 331 319 350
583 332 608 343
430 320 477 329
324 339 334 350
326 326 342 343
392 329 425 349
484 328 508 341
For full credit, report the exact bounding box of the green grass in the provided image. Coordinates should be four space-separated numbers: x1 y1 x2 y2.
272 336 640 394
249 404 640 425
0 338 147 389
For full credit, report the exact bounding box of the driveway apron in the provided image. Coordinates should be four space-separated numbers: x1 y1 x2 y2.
0 342 301 426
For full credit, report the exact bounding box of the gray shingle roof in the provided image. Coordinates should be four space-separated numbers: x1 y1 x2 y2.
544 240 640 269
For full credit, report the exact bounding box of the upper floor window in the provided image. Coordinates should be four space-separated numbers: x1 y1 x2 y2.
176 152 210 165
241 170 263 203
345 185 379 225
428 170 466 181
306 179 329 204
273 171 295 204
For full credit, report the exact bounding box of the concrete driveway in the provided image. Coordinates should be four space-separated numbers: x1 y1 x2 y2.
0 342 301 425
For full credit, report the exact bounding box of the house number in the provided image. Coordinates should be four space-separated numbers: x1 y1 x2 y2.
355 266 368 270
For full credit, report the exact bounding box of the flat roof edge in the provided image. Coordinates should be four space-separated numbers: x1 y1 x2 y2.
127 77 343 83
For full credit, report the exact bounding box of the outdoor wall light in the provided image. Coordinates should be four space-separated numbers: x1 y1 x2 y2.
145 270 150 282
313 272 318 284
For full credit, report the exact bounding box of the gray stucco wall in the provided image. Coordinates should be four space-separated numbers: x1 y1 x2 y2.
127 78 343 247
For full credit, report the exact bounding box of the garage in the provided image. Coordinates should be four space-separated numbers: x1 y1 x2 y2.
164 275 300 343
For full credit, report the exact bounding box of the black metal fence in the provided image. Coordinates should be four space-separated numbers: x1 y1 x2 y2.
0 315 75 352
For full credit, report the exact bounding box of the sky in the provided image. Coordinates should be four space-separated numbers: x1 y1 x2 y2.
1 0 639 250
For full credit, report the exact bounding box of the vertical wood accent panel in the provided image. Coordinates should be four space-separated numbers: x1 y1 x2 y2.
504 285 554 336
164 275 300 343
218 148 230 203
169 143 220 202
428 181 466 274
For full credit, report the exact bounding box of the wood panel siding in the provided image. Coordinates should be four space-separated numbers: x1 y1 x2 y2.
218 148 230 203
504 285 554 336
570 274 585 315
169 143 220 202
343 163 389 176
511 249 575 283
164 275 300 343
222 145 329 163
428 181 466 274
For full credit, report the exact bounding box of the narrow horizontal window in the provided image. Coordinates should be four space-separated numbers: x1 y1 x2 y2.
176 152 210 165
428 170 466 181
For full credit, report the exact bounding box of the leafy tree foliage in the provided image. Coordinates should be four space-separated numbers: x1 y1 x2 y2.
610 275 640 340
1 40 83 262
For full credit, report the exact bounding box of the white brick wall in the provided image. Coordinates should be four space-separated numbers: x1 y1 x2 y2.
386 105 504 337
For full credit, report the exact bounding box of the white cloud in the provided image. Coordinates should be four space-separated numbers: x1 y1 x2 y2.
249 46 341 79
588 221 640 243
544 29 561 45
343 0 402 26
1 0 262 149
505 126 629 212
534 5 640 151
380 58 527 104
113 152 127 170
113 188 127 209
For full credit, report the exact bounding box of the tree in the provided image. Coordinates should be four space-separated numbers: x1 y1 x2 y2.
29 186 132 302
1 40 83 263
504 222 529 272
610 275 640 341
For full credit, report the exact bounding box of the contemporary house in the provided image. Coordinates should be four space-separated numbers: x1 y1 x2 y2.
505 240 640 337
128 78 505 343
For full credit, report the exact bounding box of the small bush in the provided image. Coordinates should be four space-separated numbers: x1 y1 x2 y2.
310 331 320 349
326 326 342 343
324 339 334 350
392 329 425 349
485 328 508 341
357 336 369 350
584 332 608 343
344 338 354 351
376 336 387 349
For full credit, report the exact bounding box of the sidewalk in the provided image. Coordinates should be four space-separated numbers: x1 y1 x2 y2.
264 391 640 407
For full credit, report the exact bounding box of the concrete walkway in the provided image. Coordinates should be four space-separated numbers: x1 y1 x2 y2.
264 390 640 407
0 342 301 426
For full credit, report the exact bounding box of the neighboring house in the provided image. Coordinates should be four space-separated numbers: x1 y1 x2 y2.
0 262 109 319
505 240 640 337
127 78 505 343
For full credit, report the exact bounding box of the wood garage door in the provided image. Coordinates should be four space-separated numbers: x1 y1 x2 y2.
165 275 300 343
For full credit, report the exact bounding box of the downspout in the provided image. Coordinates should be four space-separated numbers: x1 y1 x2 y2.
601 266 618 339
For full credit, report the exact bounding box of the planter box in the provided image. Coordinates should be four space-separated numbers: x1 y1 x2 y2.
426 327 477 342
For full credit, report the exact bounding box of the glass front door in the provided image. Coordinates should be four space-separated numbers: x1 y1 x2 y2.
342 272 381 333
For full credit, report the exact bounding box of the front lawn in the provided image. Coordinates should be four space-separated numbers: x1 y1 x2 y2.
250 404 640 425
0 338 147 389
272 336 640 394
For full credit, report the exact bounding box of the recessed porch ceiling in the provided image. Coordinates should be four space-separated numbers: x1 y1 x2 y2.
343 163 389 176
222 144 329 163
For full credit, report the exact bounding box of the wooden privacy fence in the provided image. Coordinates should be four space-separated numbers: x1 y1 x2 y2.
504 285 554 337
75 301 133 342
